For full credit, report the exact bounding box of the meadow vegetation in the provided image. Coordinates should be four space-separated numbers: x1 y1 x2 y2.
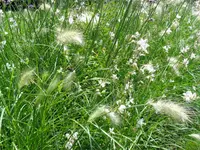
0 0 200 149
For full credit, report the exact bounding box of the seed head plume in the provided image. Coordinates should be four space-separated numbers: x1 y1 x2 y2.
148 100 191 123
46 76 60 94
39 3 52 11
18 68 35 89
88 105 121 125
56 28 84 45
62 71 76 91
189 134 200 141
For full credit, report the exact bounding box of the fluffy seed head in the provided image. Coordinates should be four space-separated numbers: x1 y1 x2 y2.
88 106 109 122
18 68 35 89
56 28 84 45
88 106 121 125
39 3 51 11
189 134 200 141
148 100 191 123
107 112 121 125
62 71 76 90
46 76 60 94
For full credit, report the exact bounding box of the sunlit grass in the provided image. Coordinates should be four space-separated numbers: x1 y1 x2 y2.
0 0 200 149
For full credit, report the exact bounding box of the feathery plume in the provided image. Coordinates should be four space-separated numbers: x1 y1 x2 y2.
56 28 84 45
107 112 121 125
46 76 60 94
189 134 200 141
148 100 191 123
39 3 51 11
62 71 76 90
88 106 109 122
88 105 121 125
18 68 35 89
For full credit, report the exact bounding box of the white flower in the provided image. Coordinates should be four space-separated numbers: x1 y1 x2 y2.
125 81 133 91
168 57 180 75
1 40 6 46
64 45 68 52
111 74 118 80
65 132 78 149
109 32 115 39
189 134 200 141
59 16 65 22
166 28 172 34
77 11 99 24
190 53 196 59
9 17 15 23
180 45 189 53
183 91 197 102
55 9 60 14
6 63 15 71
183 58 189 67
140 63 156 74
163 45 171 53
68 15 74 24
57 67 63 73
39 3 51 10
137 38 149 53
133 32 140 38
172 20 179 28
98 79 110 88
118 105 126 113
136 118 146 128
148 100 191 122
176 14 181 19
109 128 115 134
56 28 84 45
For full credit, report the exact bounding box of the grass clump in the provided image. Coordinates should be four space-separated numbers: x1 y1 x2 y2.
0 0 200 149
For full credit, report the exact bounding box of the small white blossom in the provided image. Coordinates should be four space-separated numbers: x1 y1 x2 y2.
109 32 115 39
172 20 179 28
163 45 171 53
59 16 65 22
136 118 146 128
57 67 63 73
166 28 172 35
98 79 110 88
176 14 181 19
68 15 74 24
180 46 189 53
77 11 99 24
183 91 197 102
109 128 115 134
137 38 149 53
168 57 180 75
190 53 196 59
65 132 78 149
183 58 189 67
140 63 156 74
6 63 15 71
125 81 133 91
111 74 118 80
118 105 126 113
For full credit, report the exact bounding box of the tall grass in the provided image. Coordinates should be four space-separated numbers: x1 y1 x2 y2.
0 0 200 149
